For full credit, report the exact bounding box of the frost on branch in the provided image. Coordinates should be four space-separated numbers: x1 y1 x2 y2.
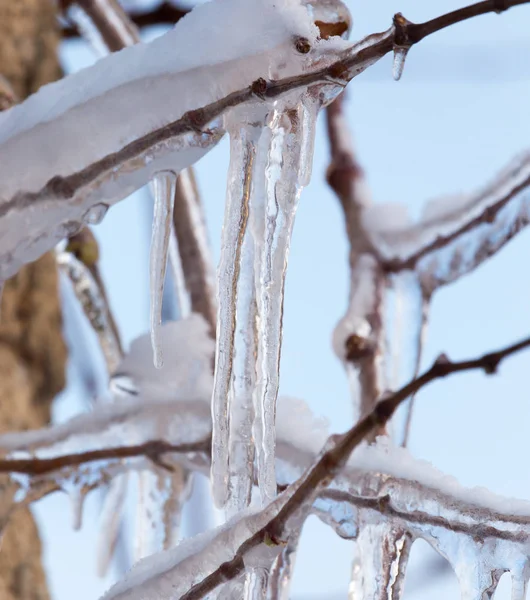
364 151 530 295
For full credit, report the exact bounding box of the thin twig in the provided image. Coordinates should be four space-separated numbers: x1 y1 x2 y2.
0 439 210 476
0 333 526 478
68 0 217 338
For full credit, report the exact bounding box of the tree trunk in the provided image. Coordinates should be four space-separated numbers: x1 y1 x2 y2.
0 2 67 599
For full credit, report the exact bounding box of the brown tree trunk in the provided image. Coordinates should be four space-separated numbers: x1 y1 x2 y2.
0 2 67 599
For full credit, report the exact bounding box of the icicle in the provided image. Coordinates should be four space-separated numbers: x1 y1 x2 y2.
382 270 429 445
252 96 320 505
267 532 300 600
135 465 193 561
97 475 127 578
392 46 410 81
511 567 529 600
244 568 269 599
349 521 412 600
212 93 322 511
168 223 192 319
211 118 263 511
456 565 504 600
66 484 89 531
149 170 177 369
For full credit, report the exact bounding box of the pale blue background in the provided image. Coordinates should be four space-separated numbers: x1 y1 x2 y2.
29 1 530 598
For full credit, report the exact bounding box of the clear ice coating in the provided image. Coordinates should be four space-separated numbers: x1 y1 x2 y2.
211 92 322 512
383 271 429 445
150 171 177 369
135 467 192 562
348 521 411 600
84 203 110 225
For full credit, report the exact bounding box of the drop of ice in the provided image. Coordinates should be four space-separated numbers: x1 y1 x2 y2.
149 171 177 369
58 220 82 238
84 203 109 225
392 46 409 81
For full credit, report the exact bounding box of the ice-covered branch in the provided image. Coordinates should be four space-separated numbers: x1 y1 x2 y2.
326 94 386 425
100 332 530 599
0 439 209 477
0 328 528 596
328 104 530 441
370 152 530 295
1 0 527 283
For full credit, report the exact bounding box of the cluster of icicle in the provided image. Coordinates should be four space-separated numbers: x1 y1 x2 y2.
1 0 530 597
0 317 529 598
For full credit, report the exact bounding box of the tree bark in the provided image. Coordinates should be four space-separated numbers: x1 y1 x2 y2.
0 2 67 599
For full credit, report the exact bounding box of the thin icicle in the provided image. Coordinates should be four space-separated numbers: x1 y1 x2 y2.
267 532 300 600
212 117 263 512
392 46 410 81
349 521 412 600
168 225 192 319
382 271 429 445
66 484 89 531
253 96 320 505
150 171 177 369
135 467 192 561
401 295 429 447
511 567 529 600
244 568 269 599
97 475 128 577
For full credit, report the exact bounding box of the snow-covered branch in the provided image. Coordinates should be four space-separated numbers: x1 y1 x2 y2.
0 326 529 597
371 153 530 294
1 0 527 283
327 95 530 442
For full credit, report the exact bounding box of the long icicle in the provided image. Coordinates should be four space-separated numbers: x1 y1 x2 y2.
149 171 177 369
212 90 326 512
253 97 319 505
211 119 261 510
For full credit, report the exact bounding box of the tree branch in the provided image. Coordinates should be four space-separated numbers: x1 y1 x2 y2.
66 0 218 337
0 439 209 477
4 0 530 283
2 331 526 595
60 1 188 40
180 332 530 598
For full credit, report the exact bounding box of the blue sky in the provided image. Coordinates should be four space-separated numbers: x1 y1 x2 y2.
30 2 530 598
